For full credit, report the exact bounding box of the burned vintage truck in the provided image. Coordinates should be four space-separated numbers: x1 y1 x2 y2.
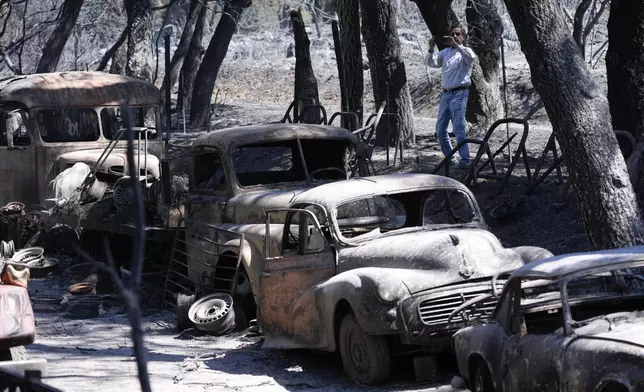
185 122 367 225
178 173 553 385
0 71 163 207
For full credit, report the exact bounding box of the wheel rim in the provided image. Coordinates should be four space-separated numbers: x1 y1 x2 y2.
345 326 370 375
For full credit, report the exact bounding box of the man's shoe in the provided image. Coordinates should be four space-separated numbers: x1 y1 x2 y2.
457 160 471 169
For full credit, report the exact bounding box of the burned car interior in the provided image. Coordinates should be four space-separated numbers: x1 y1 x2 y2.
335 188 481 240
500 271 644 336
232 139 351 187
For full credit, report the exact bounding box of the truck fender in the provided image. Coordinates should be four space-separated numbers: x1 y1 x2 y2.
222 238 261 303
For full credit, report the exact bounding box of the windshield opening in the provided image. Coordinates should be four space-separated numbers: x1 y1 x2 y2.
518 271 644 335
0 109 30 146
232 139 351 188
334 188 480 243
37 108 100 142
100 106 158 140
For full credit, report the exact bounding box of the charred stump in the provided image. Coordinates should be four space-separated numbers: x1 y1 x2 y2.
503 0 644 249
124 0 154 82
37 0 84 73
189 0 251 129
337 0 364 127
291 9 321 124
360 0 415 147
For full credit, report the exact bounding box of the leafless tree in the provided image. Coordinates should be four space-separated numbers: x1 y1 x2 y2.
336 0 363 126
360 0 415 147
178 2 213 117
502 0 644 250
411 0 501 135
37 0 84 73
572 0 610 58
161 0 203 94
125 0 154 81
291 8 320 124
189 0 252 129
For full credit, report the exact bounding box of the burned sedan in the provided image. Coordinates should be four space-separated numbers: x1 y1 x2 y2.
212 173 552 385
451 246 644 392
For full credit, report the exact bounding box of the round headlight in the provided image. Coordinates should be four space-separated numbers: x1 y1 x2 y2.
375 275 407 304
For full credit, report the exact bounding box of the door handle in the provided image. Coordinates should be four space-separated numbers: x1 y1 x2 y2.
262 271 271 277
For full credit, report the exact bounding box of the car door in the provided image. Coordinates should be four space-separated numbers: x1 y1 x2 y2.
260 207 335 347
500 288 566 391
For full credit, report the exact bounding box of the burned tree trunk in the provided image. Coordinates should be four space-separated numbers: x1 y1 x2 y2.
606 0 644 141
110 38 128 75
337 0 364 127
124 0 154 82
503 0 644 249
189 0 251 129
465 0 503 130
412 0 501 135
161 0 202 94
37 0 84 73
359 0 415 147
178 3 210 117
97 25 129 71
573 0 592 56
291 9 320 124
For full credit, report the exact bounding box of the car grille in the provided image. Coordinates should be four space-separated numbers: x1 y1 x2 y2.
418 284 502 327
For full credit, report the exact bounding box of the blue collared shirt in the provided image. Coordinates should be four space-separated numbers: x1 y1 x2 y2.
425 45 477 90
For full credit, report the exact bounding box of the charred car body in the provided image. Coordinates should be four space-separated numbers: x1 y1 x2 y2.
0 71 163 207
452 246 644 392
186 122 367 225
187 173 552 385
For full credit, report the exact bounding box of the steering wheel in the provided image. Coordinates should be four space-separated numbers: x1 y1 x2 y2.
309 167 347 180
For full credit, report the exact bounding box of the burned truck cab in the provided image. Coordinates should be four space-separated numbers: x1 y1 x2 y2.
186 123 367 225
0 71 164 207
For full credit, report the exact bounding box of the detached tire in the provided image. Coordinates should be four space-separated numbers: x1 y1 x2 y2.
338 313 391 385
471 361 495 392
176 293 196 332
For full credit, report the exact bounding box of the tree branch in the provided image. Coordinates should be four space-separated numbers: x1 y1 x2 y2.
583 0 609 38
96 25 129 71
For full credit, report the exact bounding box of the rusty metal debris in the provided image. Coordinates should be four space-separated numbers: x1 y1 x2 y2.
433 118 532 195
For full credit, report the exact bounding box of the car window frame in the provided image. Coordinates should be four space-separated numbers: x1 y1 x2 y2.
190 146 229 194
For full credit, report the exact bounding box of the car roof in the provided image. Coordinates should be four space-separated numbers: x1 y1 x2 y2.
508 245 644 280
290 173 470 208
191 123 359 150
0 71 161 108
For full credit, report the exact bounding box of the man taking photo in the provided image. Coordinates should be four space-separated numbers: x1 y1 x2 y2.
425 26 477 169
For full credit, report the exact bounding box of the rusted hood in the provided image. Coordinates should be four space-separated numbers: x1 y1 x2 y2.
338 228 524 294
56 148 160 179
230 187 313 223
